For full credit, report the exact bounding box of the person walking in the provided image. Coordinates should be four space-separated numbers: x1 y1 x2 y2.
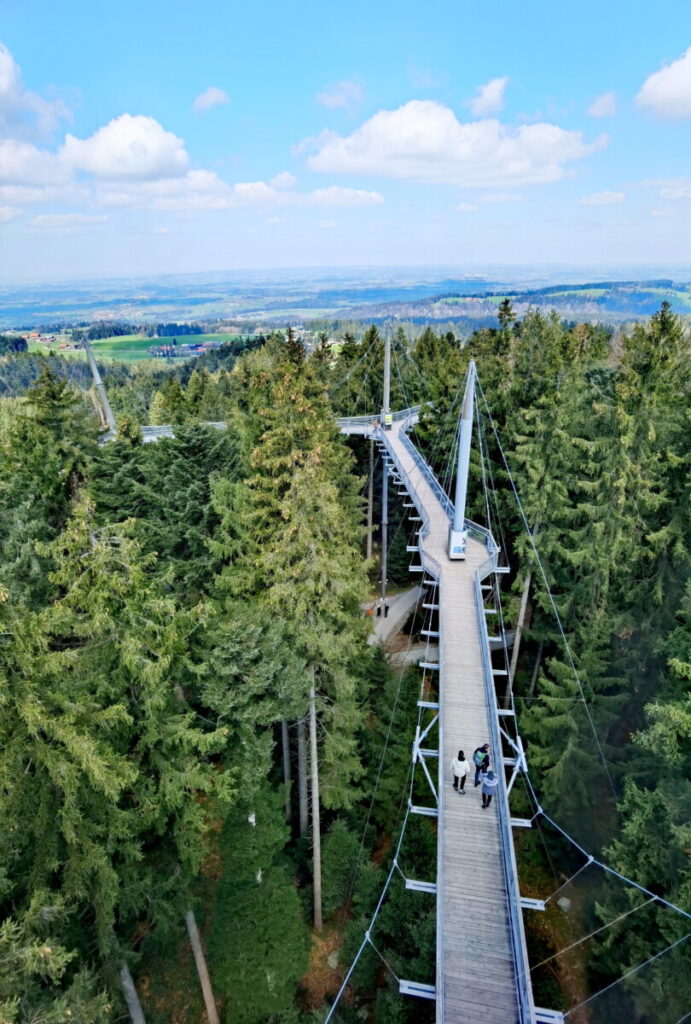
480 769 499 809
473 744 490 787
451 749 471 794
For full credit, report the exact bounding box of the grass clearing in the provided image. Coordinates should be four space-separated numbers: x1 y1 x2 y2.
29 331 253 364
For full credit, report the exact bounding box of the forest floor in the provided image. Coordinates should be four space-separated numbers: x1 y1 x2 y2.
519 843 597 1021
300 923 348 1010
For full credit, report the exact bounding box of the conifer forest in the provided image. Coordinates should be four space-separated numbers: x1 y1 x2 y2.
0 304 689 1024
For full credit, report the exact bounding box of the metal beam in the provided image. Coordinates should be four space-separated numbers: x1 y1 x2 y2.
399 980 436 1000
83 340 116 433
405 879 437 894
448 360 476 559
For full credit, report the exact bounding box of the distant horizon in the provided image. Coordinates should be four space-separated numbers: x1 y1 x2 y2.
3 261 691 292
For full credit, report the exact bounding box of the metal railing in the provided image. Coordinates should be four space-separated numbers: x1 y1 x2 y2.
397 426 500 553
474 567 535 1024
377 431 442 580
336 405 422 435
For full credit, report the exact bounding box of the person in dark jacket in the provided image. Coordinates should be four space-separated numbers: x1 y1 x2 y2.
473 744 490 787
480 769 499 808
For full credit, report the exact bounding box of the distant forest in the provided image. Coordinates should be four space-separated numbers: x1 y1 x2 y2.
0 304 688 1023
70 321 207 342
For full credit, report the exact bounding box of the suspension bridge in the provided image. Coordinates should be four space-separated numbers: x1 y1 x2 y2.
337 353 543 1023
79 337 689 1024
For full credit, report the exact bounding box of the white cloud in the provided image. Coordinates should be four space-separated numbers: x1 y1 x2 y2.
61 114 190 180
0 42 69 139
97 169 235 210
0 204 20 221
643 177 691 200
636 46 691 118
232 180 280 202
92 170 383 213
193 86 230 113
0 138 68 185
269 170 297 189
659 182 691 200
310 185 383 207
587 92 617 117
468 77 508 117
305 101 605 187
31 213 108 227
316 79 363 110
317 220 336 229
457 202 477 212
580 190 625 205
477 191 524 203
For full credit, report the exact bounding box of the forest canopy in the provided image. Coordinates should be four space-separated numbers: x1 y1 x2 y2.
0 306 688 1023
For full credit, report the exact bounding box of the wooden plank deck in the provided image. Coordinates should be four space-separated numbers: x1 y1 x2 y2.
384 422 521 1024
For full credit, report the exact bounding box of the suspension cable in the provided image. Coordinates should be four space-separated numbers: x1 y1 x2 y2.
563 931 691 1018
522 772 691 921
476 376 618 801
531 898 656 972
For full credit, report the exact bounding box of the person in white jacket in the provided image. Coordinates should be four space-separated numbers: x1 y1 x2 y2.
451 749 471 794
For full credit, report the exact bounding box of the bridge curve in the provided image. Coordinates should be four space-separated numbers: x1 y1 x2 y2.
342 412 537 1024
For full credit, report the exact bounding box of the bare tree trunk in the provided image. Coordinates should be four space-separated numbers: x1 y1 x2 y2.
309 675 323 932
527 641 544 698
508 571 532 697
184 909 220 1024
281 720 292 823
366 440 374 561
508 522 540 702
119 964 146 1024
297 718 308 837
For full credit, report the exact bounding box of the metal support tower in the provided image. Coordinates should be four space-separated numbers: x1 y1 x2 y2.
83 339 117 433
448 360 477 559
381 327 392 430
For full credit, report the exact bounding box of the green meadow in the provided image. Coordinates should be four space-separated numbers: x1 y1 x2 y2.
29 332 251 364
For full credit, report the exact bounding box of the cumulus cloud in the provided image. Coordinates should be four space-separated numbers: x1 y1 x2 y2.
93 169 383 213
193 86 230 113
580 190 625 205
636 46 691 118
96 169 234 210
477 191 524 203
643 177 691 200
310 185 383 207
0 204 20 221
0 42 69 139
61 114 190 180
468 77 508 117
305 101 605 187
0 138 69 185
316 79 363 110
588 92 617 117
269 170 297 189
31 213 108 227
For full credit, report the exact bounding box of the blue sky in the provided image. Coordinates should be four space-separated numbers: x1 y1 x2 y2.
1 0 690 282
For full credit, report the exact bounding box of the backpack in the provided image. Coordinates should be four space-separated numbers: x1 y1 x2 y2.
473 750 485 767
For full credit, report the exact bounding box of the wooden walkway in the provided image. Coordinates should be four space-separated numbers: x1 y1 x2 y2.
381 420 528 1024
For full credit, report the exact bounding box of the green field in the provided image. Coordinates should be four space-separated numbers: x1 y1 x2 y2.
28 332 251 364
